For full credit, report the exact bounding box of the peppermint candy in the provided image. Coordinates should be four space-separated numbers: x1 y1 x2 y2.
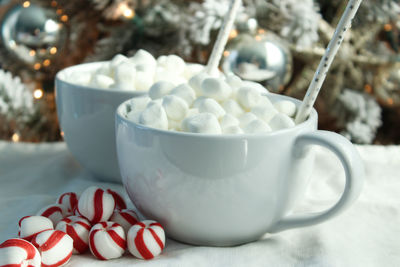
56 216 91 254
36 204 67 226
0 238 41 267
127 220 165 260
18 216 53 241
57 192 79 214
106 189 127 210
77 186 115 224
110 209 139 232
89 221 126 260
31 229 73 267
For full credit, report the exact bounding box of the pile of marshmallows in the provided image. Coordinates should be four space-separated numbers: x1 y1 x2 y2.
124 72 297 134
67 49 204 91
0 186 165 266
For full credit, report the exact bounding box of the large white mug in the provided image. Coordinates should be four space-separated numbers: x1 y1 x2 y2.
115 94 364 246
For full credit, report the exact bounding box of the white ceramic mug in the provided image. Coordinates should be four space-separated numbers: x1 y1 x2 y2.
115 94 364 246
55 62 144 182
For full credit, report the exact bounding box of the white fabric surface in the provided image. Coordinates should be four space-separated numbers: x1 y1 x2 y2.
0 141 399 266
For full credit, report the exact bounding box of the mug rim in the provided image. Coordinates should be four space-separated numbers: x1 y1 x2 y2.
116 93 318 139
55 61 145 95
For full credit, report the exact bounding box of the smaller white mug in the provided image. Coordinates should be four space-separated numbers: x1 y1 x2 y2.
115 94 364 246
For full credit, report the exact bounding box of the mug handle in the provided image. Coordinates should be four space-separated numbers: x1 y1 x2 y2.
269 130 364 233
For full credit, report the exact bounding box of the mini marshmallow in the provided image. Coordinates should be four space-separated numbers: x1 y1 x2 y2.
251 105 278 124
236 87 263 110
134 71 154 91
128 96 151 114
90 74 114 89
139 102 168 130
95 63 112 76
31 229 73 267
113 61 136 90
106 189 127 210
0 238 41 267
127 220 165 260
269 113 295 131
222 99 244 117
220 113 240 129
126 111 141 123
168 119 182 131
192 96 207 109
37 204 67 226
201 77 232 101
182 113 221 134
225 74 242 89
170 83 196 106
77 186 115 224
89 222 126 260
18 216 54 241
67 72 91 86
223 125 244 134
163 55 186 75
154 67 187 86
189 72 210 96
238 112 258 128
149 81 175 100
162 95 189 121
243 119 272 134
110 54 128 69
56 216 91 254
197 98 226 119
274 100 297 117
57 192 79 215
242 80 268 93
130 49 157 68
109 209 139 232
183 63 204 79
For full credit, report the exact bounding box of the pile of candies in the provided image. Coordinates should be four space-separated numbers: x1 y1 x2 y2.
124 72 297 134
65 49 204 91
0 186 165 266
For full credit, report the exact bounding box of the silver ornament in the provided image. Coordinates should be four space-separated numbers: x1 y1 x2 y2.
0 3 65 65
222 31 292 92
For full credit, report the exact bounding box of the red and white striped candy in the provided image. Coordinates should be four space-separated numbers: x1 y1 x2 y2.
56 216 91 254
89 221 126 260
18 216 54 241
77 186 115 224
57 192 79 214
0 238 41 267
127 220 165 260
31 229 73 267
110 209 139 232
37 204 67 226
106 189 127 210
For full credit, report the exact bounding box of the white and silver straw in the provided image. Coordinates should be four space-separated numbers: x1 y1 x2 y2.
206 0 242 76
295 0 363 124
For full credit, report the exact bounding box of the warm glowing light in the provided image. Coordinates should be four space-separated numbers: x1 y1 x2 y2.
60 131 64 137
29 50 36 56
387 98 394 105
51 0 57 7
384 24 392 31
255 35 262 41
23 1 30 8
60 15 68 22
56 9 63 15
33 89 43 99
11 133 20 142
223 50 230 57
43 59 51 67
50 47 57 54
123 8 134 18
34 63 41 70
258 29 265 34
229 29 238 39
364 84 372 94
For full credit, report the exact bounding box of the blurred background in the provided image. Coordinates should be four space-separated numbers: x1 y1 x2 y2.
0 0 399 144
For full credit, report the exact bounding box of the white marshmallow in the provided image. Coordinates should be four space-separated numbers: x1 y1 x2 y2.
251 105 278 123
201 78 232 101
188 72 210 96
110 54 128 69
236 87 263 110
269 113 295 131
0 238 41 267
225 74 242 89
274 100 297 117
67 72 91 86
186 108 199 118
197 98 226 119
181 113 221 134
149 81 175 100
95 63 112 76
243 119 272 134
135 63 156 75
183 63 204 79
168 119 182 131
223 125 244 134
192 96 207 109
126 111 140 123
220 114 239 129
77 186 115 224
241 80 268 93
238 112 258 128
154 68 187 86
113 61 136 90
170 83 196 106
164 55 186 75
130 49 156 68
134 71 154 91
90 74 114 89
221 99 244 117
18 216 54 241
128 96 151 114
162 95 189 121
139 102 168 130
157 55 167 66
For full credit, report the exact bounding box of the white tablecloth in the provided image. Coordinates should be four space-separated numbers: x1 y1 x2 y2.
0 141 399 266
